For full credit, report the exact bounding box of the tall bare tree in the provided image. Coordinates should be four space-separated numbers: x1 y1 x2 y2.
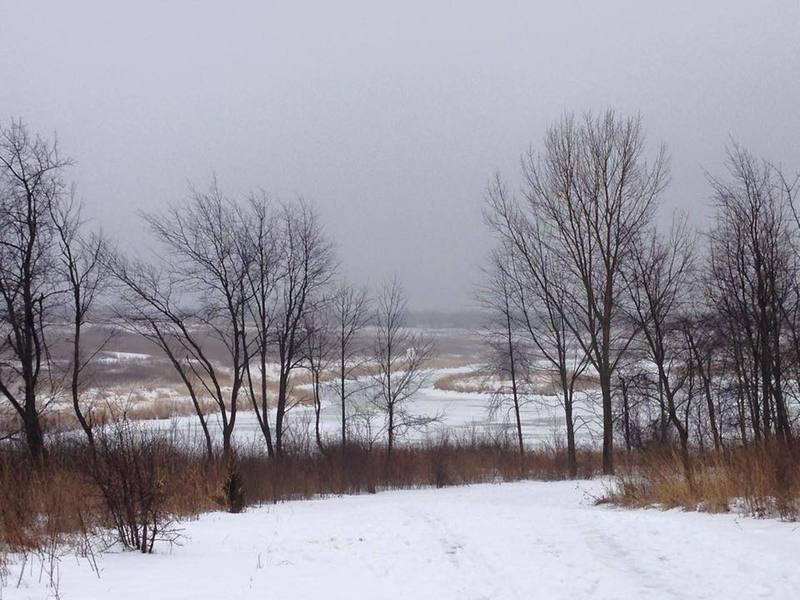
113 183 250 458
484 183 591 475
50 196 111 448
708 145 795 442
240 194 280 457
624 217 696 481
515 110 668 473
302 297 334 453
272 201 335 457
370 277 432 457
330 281 370 449
480 249 528 456
110 258 215 459
0 120 71 463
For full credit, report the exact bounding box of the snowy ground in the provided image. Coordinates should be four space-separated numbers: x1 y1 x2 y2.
5 480 799 600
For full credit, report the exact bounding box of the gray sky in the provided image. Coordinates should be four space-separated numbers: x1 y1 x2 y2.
1 1 799 310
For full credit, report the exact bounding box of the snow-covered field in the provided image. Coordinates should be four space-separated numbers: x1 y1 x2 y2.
4 480 798 600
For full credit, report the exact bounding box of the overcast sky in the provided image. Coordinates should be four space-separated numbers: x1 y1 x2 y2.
1 1 799 310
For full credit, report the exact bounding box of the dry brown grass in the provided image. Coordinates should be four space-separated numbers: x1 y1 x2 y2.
35 396 221 434
0 433 601 553
433 368 599 395
424 356 480 370
237 437 601 503
0 439 219 553
432 371 483 392
14 386 316 437
0 453 99 550
603 442 800 519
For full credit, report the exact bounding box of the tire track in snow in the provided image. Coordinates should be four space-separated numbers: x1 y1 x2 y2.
402 503 524 600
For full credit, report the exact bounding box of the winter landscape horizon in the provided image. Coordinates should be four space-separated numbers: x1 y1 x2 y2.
2 1 800 599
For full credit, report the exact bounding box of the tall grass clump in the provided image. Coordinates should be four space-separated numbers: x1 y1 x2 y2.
604 441 800 520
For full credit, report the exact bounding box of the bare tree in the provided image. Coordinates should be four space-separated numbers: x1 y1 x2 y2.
113 183 250 458
110 258 215 459
479 249 528 456
0 120 71 463
50 196 111 448
272 201 335 457
301 297 334 453
614 364 654 453
681 306 724 450
516 110 668 474
329 281 370 449
240 194 280 457
485 177 591 477
370 277 433 457
624 217 696 481
707 145 796 442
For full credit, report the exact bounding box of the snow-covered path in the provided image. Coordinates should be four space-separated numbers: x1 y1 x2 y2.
5 480 798 599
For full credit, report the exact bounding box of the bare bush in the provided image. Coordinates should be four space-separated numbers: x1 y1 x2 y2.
91 420 182 553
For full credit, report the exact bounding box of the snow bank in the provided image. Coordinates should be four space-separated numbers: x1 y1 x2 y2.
4 480 798 599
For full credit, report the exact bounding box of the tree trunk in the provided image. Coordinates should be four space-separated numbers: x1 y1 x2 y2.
621 378 632 453
505 310 524 456
222 424 233 460
340 351 347 449
276 371 288 458
23 399 45 466
599 369 614 475
261 358 275 457
71 318 95 448
313 371 325 454
387 407 394 458
565 399 577 478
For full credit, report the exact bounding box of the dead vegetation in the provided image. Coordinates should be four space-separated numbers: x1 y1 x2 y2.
433 367 599 396
1 384 316 441
0 429 600 554
603 441 800 520
5 429 799 562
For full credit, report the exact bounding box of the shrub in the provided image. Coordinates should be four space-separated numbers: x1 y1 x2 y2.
91 420 182 553
221 456 246 513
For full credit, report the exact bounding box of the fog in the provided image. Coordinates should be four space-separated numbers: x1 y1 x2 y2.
1 0 798 310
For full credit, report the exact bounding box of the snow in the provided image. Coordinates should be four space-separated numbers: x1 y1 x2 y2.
5 480 799 599
132 366 603 451
95 351 152 363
